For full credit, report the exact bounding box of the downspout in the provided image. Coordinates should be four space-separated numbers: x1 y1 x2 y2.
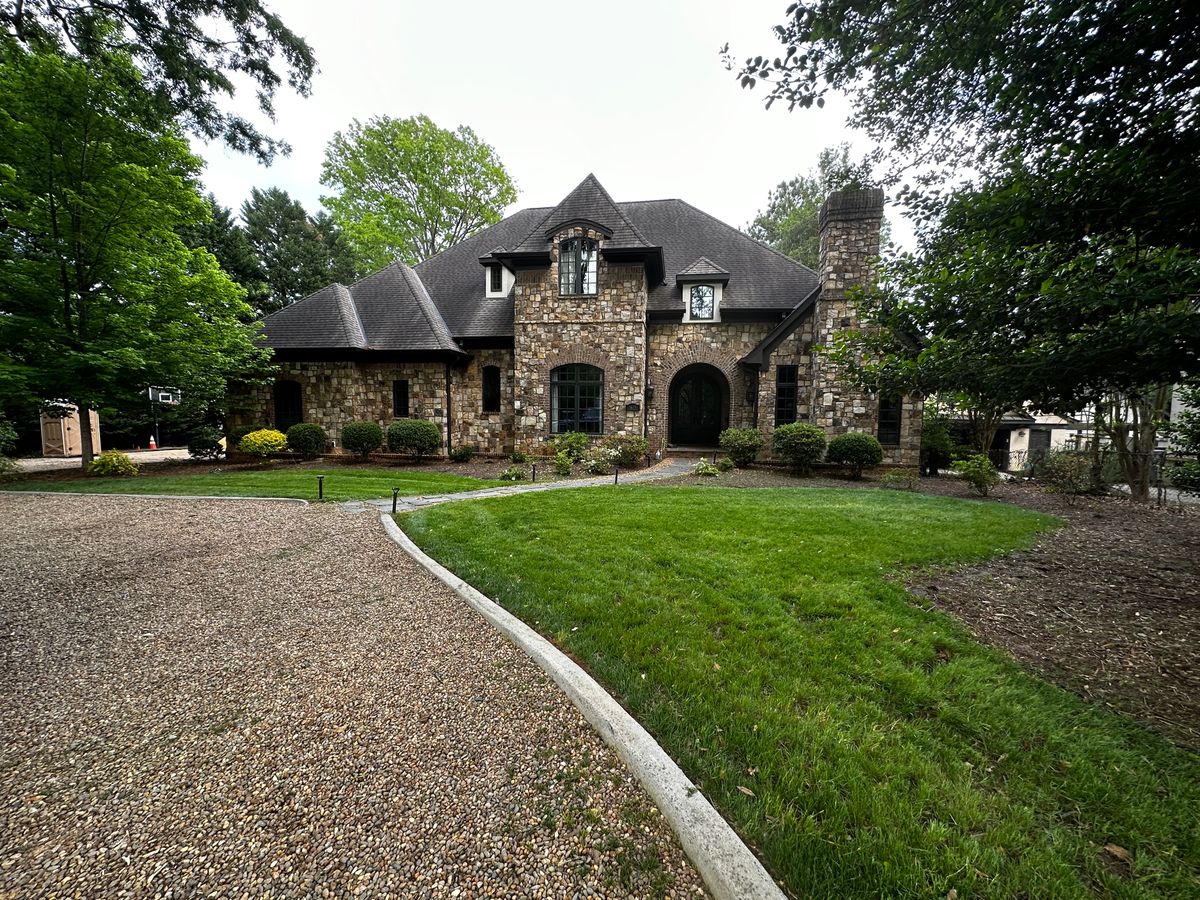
444 361 453 456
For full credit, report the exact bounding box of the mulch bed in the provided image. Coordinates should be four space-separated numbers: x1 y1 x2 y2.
657 464 1200 749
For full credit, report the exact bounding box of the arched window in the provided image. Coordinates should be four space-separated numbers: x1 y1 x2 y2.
551 364 603 434
559 238 598 295
482 365 501 413
273 380 303 433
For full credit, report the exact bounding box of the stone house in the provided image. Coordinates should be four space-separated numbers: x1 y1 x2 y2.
232 175 921 464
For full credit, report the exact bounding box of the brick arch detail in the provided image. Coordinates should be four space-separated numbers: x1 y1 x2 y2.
648 347 753 445
538 344 614 434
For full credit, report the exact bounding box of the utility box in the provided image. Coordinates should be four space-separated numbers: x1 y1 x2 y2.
40 407 101 457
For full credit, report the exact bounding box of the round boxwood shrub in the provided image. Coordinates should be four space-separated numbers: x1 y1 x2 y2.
286 423 327 459
719 427 765 467
239 428 287 458
342 421 384 458
771 423 827 475
826 432 884 479
88 449 139 477
187 427 224 461
387 418 442 459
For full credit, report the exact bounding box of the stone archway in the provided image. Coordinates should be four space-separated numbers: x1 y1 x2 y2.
668 364 729 446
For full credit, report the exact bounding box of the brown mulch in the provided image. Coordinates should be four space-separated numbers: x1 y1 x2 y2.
657 465 1200 749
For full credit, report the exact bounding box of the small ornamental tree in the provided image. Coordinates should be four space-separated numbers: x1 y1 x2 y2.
341 421 383 458
719 427 765 467
826 432 884 479
387 419 442 460
286 423 327 459
953 453 1001 497
772 423 827 474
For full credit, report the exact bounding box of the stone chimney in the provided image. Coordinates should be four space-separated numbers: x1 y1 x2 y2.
809 189 886 439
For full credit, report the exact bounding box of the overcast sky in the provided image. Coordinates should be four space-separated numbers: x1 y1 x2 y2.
197 0 895 242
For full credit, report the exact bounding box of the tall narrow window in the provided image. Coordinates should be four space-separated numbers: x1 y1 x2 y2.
550 364 603 434
775 365 798 426
689 285 715 320
558 238 598 295
273 380 303 433
392 379 410 418
489 265 503 293
878 395 902 445
482 366 501 413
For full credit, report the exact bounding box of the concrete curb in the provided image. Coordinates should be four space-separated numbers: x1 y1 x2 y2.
379 513 785 900
0 490 310 506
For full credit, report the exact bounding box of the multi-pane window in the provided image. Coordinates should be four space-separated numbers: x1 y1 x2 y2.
489 265 503 293
559 238 598 295
774 365 798 426
878 395 903 445
550 364 603 434
689 285 715 320
482 366 501 413
392 379 410 418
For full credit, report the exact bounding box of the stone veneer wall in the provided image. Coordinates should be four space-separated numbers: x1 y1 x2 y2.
512 225 647 453
229 360 448 450
451 349 515 455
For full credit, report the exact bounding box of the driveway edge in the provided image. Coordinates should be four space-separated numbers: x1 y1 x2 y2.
379 513 785 900
0 490 309 505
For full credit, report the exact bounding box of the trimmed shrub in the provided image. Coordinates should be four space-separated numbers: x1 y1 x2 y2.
88 449 138 477
553 451 573 476
1039 450 1092 502
498 465 527 481
342 421 384 458
880 469 919 491
551 431 590 463
584 447 616 476
187 427 224 461
509 449 529 465
693 458 720 477
719 427 765 467
227 424 265 451
826 432 885 479
387 419 441 459
599 434 649 469
772 423 827 475
953 453 1001 497
716 456 736 473
239 428 287 458
448 444 476 463
286 423 327 460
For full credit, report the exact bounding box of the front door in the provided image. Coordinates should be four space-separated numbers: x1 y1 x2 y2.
670 366 725 446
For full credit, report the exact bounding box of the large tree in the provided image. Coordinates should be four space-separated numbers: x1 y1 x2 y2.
0 0 315 162
240 187 359 315
732 1 1200 499
320 114 517 269
179 193 270 314
746 143 881 268
0 46 269 466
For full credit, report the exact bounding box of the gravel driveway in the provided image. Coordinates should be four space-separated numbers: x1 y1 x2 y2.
0 494 704 898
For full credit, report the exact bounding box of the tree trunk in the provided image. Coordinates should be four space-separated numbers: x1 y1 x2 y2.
78 404 95 468
1098 386 1171 502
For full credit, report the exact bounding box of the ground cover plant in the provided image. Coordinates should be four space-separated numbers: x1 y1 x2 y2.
2 468 502 501
401 487 1200 897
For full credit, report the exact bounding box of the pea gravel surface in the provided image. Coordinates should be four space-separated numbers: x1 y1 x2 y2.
0 494 706 899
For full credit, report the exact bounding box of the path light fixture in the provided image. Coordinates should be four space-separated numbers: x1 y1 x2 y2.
614 465 619 485
531 463 537 483
317 475 325 501
392 486 401 514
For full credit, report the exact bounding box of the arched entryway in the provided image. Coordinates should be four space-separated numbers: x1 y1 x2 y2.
273 380 303 433
669 364 729 446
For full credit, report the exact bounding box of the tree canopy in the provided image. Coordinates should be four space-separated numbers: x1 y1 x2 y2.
746 143 881 268
0 0 316 162
240 187 359 315
320 114 517 269
179 194 271 314
0 46 269 464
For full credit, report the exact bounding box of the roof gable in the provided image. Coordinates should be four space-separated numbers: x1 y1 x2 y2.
512 174 653 252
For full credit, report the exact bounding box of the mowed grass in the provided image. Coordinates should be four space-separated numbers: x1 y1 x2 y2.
401 486 1200 898
1 467 504 501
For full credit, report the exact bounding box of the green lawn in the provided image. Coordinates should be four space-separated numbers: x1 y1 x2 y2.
401 486 1200 898
1 467 503 501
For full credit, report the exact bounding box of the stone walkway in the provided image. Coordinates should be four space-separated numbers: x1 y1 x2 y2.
0 493 705 898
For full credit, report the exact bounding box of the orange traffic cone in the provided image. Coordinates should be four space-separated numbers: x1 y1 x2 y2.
149 435 157 450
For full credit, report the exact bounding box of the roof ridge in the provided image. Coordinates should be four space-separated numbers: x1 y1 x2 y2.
333 283 368 347
416 206 553 271
586 175 654 248
667 199 820 278
394 263 459 352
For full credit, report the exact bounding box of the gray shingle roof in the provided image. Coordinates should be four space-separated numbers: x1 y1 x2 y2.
261 177 821 353
676 256 730 281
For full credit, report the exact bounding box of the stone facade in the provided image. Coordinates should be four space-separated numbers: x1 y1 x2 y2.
451 349 515 455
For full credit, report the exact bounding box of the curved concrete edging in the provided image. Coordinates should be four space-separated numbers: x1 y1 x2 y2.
0 490 309 506
379 513 785 900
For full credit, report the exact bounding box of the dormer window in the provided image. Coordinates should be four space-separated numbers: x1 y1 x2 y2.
485 262 512 298
559 237 598 295
489 265 502 293
690 285 715 320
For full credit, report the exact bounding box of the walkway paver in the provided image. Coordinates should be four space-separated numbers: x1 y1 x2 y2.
0 493 704 898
